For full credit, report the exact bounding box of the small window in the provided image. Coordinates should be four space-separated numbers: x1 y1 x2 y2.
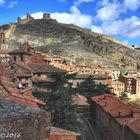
11 66 14 70
20 55 24 62
77 82 80 86
14 56 16 61
19 77 21 81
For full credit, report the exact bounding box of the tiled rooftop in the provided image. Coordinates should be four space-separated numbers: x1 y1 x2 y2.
5 93 45 108
92 94 140 136
52 62 78 74
28 63 66 73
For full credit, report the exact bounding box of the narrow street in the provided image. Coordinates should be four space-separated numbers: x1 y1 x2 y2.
78 114 98 140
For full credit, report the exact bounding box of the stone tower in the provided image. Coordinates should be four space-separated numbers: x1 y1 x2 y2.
17 17 22 24
43 13 50 20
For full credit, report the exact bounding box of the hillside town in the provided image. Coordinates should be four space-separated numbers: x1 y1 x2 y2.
0 14 140 140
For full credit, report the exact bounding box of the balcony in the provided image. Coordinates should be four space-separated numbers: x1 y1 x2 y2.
33 87 52 94
32 77 55 83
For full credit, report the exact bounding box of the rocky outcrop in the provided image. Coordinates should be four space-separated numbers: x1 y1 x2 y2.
1 18 140 68
0 99 51 140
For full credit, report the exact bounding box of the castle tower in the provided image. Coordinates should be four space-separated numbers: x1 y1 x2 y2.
17 17 22 24
27 13 31 19
27 13 34 21
43 13 50 20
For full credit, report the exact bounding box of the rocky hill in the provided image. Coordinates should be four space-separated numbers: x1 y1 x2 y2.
1 16 140 68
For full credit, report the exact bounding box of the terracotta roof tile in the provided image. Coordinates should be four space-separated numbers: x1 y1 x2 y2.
28 63 66 73
92 94 140 136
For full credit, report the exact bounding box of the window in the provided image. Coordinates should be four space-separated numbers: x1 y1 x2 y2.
20 55 24 62
77 82 80 86
14 56 16 61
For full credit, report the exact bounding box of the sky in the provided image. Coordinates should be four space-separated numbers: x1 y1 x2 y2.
0 0 140 47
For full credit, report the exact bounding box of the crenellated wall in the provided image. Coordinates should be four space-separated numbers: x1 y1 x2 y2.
17 13 51 25
17 13 34 24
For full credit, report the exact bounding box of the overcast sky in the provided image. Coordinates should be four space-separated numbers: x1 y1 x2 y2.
0 0 140 47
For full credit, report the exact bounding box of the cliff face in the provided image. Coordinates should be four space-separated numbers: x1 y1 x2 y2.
0 99 51 140
1 18 140 67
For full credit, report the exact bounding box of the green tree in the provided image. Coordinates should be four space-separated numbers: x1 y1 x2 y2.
77 76 113 100
96 83 113 95
120 92 130 101
47 87 79 131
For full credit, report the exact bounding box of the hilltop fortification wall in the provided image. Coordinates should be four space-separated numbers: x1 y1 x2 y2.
17 13 51 25
17 13 34 24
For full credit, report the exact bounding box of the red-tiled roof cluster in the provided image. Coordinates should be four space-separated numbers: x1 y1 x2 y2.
51 62 78 74
27 63 66 74
92 94 140 136
5 93 45 108
0 76 45 108
35 51 79 74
